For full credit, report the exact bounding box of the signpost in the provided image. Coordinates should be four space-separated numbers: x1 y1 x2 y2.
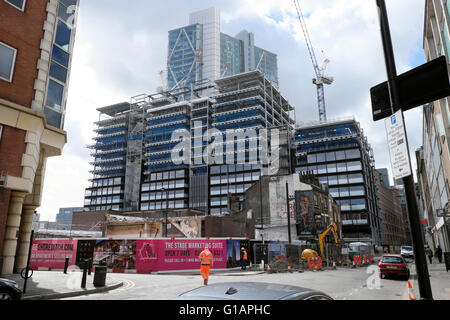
384 110 411 180
370 0 450 300
371 56 450 121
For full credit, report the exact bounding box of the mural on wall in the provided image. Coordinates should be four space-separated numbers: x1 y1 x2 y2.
295 191 316 237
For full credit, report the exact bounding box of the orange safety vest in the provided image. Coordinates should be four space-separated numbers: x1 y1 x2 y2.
199 249 214 266
243 250 248 260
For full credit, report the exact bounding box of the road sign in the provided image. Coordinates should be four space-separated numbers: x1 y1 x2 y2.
371 56 450 121
437 209 448 217
385 110 411 180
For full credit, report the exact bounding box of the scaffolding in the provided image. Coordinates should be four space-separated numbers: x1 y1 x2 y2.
123 95 147 212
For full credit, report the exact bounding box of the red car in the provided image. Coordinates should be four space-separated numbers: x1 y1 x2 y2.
378 254 410 280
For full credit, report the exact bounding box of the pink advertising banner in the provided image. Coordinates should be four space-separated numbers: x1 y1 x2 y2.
136 239 227 273
30 239 78 270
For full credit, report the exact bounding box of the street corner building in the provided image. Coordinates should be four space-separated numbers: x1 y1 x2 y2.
0 0 79 276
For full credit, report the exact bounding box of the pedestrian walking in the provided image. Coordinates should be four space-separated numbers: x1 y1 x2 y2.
435 246 443 263
425 246 433 264
241 248 248 270
199 244 214 285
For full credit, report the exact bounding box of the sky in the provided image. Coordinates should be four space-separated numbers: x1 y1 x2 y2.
38 0 427 221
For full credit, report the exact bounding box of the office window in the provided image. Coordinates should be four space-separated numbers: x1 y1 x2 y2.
55 20 71 51
5 0 26 11
345 149 360 159
46 79 64 111
44 107 62 128
327 163 337 173
347 161 362 171
50 60 67 83
0 42 17 82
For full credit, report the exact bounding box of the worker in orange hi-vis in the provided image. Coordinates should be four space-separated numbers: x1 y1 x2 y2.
199 244 214 285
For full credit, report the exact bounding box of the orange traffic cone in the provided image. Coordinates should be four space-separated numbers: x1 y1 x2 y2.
407 281 416 300
332 261 337 270
267 265 271 273
288 262 292 273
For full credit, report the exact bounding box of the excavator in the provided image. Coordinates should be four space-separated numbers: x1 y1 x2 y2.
318 222 339 259
301 222 339 261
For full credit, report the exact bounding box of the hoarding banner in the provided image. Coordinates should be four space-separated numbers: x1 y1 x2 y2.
30 239 78 270
136 239 227 272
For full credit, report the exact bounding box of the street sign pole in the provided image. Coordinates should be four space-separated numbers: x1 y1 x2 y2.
376 0 433 300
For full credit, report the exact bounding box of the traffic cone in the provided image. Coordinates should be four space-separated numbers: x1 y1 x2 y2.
332 261 337 270
267 265 271 273
407 281 416 300
288 262 292 273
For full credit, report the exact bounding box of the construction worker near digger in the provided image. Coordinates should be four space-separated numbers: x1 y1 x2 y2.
241 247 248 270
199 244 214 285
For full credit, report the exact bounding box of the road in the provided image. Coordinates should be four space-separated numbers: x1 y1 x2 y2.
61 263 412 300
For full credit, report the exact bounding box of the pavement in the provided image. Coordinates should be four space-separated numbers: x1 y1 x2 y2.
3 270 124 300
408 261 450 300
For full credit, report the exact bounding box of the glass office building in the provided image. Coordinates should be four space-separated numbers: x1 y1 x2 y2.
294 117 382 244
167 8 279 99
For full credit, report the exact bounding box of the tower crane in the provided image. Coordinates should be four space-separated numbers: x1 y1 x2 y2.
293 0 334 121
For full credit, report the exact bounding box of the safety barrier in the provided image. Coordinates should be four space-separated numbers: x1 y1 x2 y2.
407 281 416 300
307 257 323 271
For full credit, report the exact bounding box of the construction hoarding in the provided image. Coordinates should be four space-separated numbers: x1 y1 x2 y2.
30 239 78 270
28 238 247 273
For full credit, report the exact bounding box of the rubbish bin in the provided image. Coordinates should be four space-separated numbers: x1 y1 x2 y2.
93 266 107 287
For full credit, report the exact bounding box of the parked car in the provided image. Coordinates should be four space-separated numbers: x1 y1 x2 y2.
400 246 414 259
0 278 22 300
174 282 333 300
378 254 410 280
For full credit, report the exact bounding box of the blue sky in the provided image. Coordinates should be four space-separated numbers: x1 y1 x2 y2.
39 0 427 221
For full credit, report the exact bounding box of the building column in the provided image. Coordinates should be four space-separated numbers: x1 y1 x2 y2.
14 205 37 273
1 191 27 276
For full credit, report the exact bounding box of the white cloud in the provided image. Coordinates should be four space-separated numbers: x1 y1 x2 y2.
38 0 427 220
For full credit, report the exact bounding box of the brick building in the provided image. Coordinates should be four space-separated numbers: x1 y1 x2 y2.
375 169 407 246
0 0 79 275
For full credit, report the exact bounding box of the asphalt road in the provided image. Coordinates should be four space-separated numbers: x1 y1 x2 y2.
61 263 412 300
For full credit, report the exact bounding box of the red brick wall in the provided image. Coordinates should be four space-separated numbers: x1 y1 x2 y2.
0 188 11 256
0 0 49 108
0 125 26 178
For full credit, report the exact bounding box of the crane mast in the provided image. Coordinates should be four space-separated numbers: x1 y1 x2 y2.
293 0 333 121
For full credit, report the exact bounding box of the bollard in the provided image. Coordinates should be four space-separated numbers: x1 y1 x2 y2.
64 258 69 274
88 258 93 275
81 266 88 289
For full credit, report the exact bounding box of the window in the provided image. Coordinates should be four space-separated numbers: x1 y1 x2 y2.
5 0 26 11
55 20 71 51
345 149 360 159
46 79 64 111
0 42 17 82
44 107 62 128
50 58 67 83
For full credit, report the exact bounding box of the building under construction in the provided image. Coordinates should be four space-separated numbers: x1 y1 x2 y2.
84 71 295 217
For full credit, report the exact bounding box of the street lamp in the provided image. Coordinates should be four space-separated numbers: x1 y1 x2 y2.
161 187 169 237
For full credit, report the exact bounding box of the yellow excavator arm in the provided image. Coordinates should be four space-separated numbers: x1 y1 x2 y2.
318 222 338 259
